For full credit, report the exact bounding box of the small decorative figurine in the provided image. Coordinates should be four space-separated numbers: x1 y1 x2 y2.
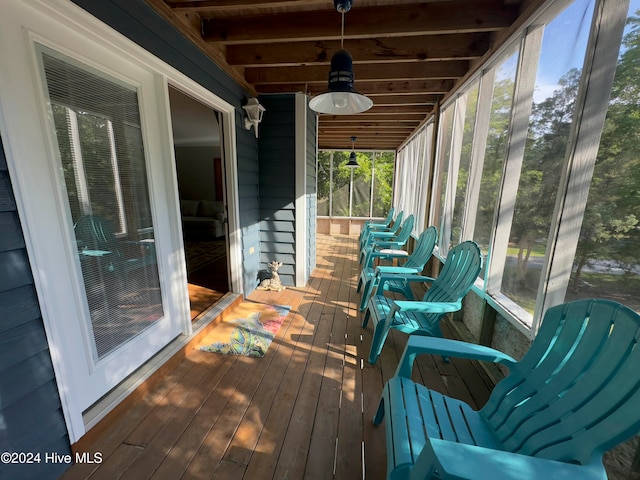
257 261 286 292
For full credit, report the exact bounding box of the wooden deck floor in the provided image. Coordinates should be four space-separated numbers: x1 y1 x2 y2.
59 234 494 480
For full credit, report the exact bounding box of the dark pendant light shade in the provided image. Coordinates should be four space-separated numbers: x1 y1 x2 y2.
346 136 359 167
309 49 373 115
346 151 359 167
309 1 373 115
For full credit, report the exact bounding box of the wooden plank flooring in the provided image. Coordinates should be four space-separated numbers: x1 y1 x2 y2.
59 234 494 480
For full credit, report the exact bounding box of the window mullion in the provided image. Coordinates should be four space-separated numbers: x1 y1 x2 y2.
329 151 334 216
462 69 495 245
486 27 544 296
441 93 467 254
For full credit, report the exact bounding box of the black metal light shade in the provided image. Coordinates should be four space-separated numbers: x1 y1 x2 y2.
309 49 373 115
346 151 359 167
346 136 359 167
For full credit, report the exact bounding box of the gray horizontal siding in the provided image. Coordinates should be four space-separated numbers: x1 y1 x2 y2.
0 135 70 480
257 94 297 288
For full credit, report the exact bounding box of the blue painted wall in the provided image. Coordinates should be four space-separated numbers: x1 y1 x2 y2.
0 136 71 480
257 95 297 286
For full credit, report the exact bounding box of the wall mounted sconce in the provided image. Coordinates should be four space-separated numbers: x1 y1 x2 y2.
243 97 266 138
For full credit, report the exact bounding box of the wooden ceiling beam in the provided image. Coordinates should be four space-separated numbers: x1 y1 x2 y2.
225 33 491 66
314 113 427 122
145 0 257 95
318 124 420 131
319 140 401 148
244 60 468 84
201 2 518 44
367 94 440 106
256 79 454 94
168 0 326 14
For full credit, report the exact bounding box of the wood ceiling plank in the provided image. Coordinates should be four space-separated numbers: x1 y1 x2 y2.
168 0 326 14
244 60 469 84
256 79 454 94
201 2 518 44
314 113 427 122
226 33 491 66
317 121 421 128
367 94 440 105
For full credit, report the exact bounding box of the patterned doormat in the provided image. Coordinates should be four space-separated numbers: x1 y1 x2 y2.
198 302 291 357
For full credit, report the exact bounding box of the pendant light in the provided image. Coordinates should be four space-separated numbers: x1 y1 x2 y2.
309 0 373 115
346 136 359 167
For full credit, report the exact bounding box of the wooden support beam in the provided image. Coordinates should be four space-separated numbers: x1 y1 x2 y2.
226 33 491 66
256 79 454 95
202 2 519 44
245 60 469 84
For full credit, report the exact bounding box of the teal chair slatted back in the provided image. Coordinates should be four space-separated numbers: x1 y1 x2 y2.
481 299 640 465
392 215 414 244
419 241 482 328
403 226 438 270
360 207 395 242
74 214 121 256
367 207 394 228
360 215 415 265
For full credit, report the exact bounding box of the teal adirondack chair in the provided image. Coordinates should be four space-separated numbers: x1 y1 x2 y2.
360 215 415 266
374 299 640 480
359 207 395 246
357 226 437 312
359 211 404 251
363 240 481 364
74 214 156 274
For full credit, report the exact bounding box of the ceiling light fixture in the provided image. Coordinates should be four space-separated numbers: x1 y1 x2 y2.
309 0 373 115
346 136 359 167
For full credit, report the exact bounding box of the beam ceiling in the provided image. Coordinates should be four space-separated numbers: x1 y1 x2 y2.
147 0 531 150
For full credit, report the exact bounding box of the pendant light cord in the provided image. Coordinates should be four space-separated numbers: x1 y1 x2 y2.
341 11 345 48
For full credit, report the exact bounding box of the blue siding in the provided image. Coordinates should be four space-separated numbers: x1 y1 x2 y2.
0 136 71 480
257 95 297 287
71 0 262 294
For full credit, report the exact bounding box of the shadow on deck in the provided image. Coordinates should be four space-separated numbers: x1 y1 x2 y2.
57 234 502 480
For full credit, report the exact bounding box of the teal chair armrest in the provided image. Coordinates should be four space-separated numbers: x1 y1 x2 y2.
396 335 516 378
377 274 434 296
368 231 395 239
371 240 403 249
375 266 424 275
393 300 461 314
420 438 606 480
378 273 434 283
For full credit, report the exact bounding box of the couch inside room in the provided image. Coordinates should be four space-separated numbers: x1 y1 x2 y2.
180 199 225 240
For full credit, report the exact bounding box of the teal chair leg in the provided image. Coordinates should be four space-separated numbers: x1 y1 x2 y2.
369 321 391 364
362 309 371 328
359 276 379 312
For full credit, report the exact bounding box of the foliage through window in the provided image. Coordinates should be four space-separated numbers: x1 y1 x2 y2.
317 150 394 218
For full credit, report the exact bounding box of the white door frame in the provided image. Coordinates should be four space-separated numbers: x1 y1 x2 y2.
0 0 242 442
